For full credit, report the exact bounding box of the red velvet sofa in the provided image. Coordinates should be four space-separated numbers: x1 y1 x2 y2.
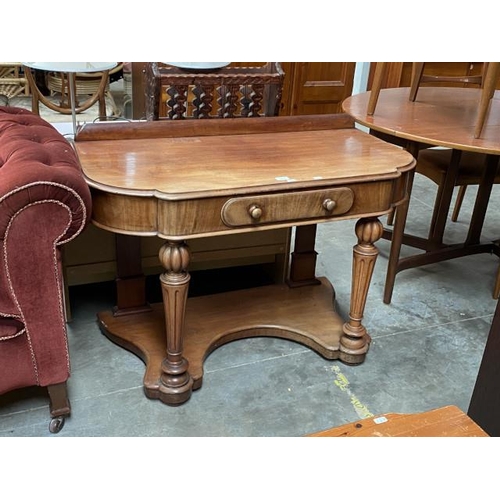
0 106 92 432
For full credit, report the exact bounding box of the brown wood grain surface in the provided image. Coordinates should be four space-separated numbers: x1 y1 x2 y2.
75 115 415 241
76 127 414 198
309 405 489 437
342 87 500 154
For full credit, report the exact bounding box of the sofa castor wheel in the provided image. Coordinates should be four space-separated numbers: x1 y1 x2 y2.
49 416 65 434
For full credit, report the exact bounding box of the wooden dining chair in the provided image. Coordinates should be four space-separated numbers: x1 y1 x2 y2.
387 146 500 299
409 61 500 139
368 62 499 139
408 62 486 102
388 146 500 223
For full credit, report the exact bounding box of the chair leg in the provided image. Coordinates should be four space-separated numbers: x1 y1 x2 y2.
383 169 416 304
367 62 387 116
47 381 71 433
474 62 500 139
409 62 425 102
451 185 467 222
494 263 500 300
387 207 395 226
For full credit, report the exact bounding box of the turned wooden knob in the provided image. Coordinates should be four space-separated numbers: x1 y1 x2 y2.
248 204 263 220
323 198 337 212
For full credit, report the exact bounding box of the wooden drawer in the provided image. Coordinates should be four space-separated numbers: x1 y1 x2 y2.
221 187 354 227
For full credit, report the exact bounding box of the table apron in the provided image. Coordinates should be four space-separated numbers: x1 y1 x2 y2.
89 176 408 239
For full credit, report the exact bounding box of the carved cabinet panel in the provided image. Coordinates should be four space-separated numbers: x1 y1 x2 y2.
132 62 356 119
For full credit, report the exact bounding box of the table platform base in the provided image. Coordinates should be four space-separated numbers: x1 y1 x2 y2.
97 277 361 401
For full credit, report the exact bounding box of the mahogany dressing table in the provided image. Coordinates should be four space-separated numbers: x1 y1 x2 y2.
74 114 415 406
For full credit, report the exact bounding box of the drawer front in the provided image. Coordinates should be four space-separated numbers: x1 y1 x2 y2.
221 188 354 227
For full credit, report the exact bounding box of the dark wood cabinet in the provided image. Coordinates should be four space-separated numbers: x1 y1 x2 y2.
131 62 356 119
144 62 285 120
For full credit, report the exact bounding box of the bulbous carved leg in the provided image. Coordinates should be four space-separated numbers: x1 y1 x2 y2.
340 217 383 365
158 240 193 405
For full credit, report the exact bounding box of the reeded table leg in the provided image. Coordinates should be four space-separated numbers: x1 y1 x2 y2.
157 240 194 405
340 217 383 364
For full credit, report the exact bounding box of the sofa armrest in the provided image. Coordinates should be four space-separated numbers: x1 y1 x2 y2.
0 107 93 391
0 106 92 243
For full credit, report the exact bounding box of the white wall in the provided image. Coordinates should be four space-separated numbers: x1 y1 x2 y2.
353 62 370 95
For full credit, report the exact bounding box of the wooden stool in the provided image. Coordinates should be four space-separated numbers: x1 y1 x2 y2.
308 405 488 437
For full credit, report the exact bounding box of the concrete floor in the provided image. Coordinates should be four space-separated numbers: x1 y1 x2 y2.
1 166 498 437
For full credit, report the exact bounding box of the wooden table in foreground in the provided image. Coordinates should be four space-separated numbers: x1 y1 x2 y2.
74 114 415 406
343 87 500 304
309 405 488 437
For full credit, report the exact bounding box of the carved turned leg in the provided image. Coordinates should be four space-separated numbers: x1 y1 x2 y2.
167 85 188 120
193 84 214 118
157 240 194 405
248 83 264 117
223 84 240 118
340 217 383 365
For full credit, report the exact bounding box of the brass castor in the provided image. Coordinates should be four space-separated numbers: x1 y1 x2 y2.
49 416 66 434
47 382 70 434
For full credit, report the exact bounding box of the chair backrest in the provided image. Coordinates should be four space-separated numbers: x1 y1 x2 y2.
367 62 492 117
145 62 285 120
409 62 489 102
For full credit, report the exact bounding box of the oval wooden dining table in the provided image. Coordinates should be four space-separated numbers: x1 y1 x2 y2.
342 86 500 304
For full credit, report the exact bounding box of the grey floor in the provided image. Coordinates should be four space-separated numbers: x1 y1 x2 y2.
1 168 498 437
